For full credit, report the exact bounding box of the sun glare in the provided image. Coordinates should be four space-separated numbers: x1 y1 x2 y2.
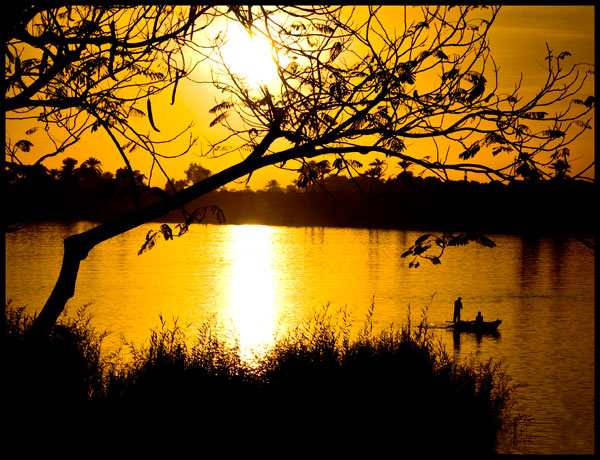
218 22 283 90
226 225 279 361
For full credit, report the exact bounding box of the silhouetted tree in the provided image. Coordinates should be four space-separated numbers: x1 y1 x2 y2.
77 157 103 188
204 5 595 266
49 169 60 182
3 6 594 334
81 157 103 176
5 5 217 210
364 158 387 181
207 6 594 188
115 167 146 185
264 179 282 192
549 148 572 180
398 159 414 178
163 162 212 193
58 158 79 180
166 178 189 193
184 162 212 185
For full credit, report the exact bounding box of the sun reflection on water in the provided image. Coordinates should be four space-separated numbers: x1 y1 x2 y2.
226 225 279 361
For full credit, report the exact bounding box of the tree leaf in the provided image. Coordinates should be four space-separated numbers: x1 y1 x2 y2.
138 230 158 255
471 233 496 248
129 107 145 118
171 70 181 105
175 223 189 237
209 112 229 127
447 232 496 248
147 97 160 132
285 61 299 74
542 129 565 139
459 143 480 160
209 101 234 114
209 205 226 224
436 49 448 60
441 68 459 83
468 80 486 102
573 120 591 129
412 244 430 256
524 111 547 120
15 139 34 152
492 146 512 156
557 51 571 60
329 41 343 62
414 233 431 246
396 63 415 84
483 132 507 146
160 224 173 240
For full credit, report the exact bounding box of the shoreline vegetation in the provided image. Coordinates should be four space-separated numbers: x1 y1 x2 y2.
6 159 595 237
2 301 529 454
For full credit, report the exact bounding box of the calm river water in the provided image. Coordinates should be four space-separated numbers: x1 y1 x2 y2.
5 222 595 454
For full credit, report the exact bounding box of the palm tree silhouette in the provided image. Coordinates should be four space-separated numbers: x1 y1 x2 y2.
78 157 104 187
365 158 387 180
81 157 103 176
58 157 78 179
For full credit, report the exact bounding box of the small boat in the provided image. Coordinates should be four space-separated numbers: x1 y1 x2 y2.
447 319 502 333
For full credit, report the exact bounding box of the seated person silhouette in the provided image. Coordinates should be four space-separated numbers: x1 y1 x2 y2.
475 311 483 325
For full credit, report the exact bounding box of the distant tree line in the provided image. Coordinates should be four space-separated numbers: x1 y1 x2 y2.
6 156 154 223
7 158 594 236
165 166 594 236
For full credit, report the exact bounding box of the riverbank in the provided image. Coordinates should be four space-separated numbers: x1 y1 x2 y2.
7 170 595 238
1 302 526 454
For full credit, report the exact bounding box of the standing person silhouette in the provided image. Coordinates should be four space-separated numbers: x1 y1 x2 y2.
453 297 463 323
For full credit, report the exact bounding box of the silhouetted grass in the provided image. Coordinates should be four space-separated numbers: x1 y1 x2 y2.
2 301 526 454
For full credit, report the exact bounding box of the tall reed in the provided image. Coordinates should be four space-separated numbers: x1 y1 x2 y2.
2 301 526 454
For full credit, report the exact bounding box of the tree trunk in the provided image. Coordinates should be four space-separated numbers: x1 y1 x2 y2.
32 234 91 335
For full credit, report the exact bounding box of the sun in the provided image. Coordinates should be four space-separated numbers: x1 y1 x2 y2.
217 22 286 90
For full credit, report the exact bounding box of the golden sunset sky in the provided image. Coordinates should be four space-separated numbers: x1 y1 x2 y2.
7 5 595 189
